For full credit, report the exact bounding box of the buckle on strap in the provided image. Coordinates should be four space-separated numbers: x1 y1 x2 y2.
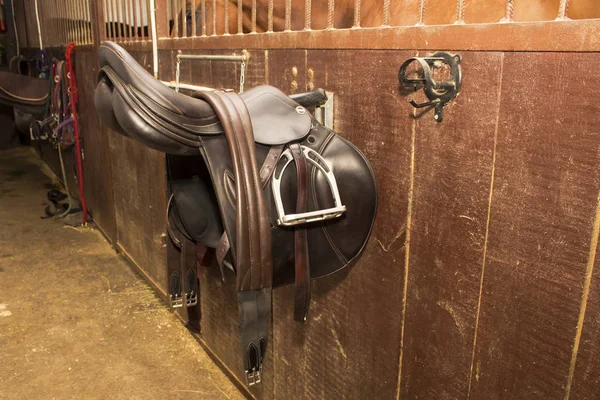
272 145 346 227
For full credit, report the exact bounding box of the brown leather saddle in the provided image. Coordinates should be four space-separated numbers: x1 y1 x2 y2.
0 70 48 116
94 41 377 385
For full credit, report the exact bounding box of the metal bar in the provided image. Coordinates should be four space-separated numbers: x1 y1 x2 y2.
145 0 151 39
181 0 186 37
353 0 360 28
67 0 73 43
88 0 94 43
201 0 206 36
133 0 139 39
268 0 273 32
129 0 135 39
501 0 515 22
78 0 84 44
191 0 196 36
455 0 465 24
212 0 216 35
119 0 126 39
417 0 426 26
224 0 229 34
150 0 158 76
172 0 179 37
285 0 291 31
382 0 390 26
237 0 242 34
304 0 311 30
71 0 76 42
125 0 131 39
251 0 256 33
177 53 247 61
557 0 569 20
113 0 119 39
327 0 334 29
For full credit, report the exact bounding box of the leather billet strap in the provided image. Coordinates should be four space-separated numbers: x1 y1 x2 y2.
193 90 273 292
238 288 271 385
289 144 311 322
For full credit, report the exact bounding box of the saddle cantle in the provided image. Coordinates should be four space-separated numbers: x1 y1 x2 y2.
94 41 377 386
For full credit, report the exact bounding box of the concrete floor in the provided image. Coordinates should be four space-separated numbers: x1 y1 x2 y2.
0 147 244 400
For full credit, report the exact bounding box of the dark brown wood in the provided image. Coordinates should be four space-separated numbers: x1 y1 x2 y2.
399 51 504 399
268 49 413 399
76 48 118 242
120 19 600 52
570 240 600 399
469 52 600 399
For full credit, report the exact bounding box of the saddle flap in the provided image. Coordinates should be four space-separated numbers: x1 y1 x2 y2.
239 85 312 146
0 71 48 115
170 176 224 248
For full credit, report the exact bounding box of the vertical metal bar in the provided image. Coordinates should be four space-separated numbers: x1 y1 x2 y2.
417 0 426 25
251 0 256 33
107 0 115 40
500 0 515 22
212 0 216 35
382 0 390 26
146 0 152 39
131 0 136 39
327 0 334 29
285 0 293 30
268 0 273 32
113 0 120 39
150 0 158 76
67 0 72 42
119 0 126 39
86 0 92 43
201 0 206 36
557 0 569 20
304 0 311 30
181 0 186 37
78 0 84 44
224 0 229 34
191 0 196 36
103 0 108 39
172 0 179 37
455 0 465 24
237 0 242 34
126 0 131 39
353 0 360 27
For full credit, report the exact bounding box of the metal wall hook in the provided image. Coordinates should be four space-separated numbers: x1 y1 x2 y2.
398 52 462 122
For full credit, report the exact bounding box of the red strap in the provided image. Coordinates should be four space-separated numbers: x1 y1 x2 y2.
65 42 87 225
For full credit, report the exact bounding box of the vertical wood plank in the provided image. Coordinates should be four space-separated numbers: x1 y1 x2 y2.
469 52 600 399
270 49 413 399
399 52 503 399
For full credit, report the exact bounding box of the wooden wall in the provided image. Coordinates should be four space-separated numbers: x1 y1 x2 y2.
33 29 600 400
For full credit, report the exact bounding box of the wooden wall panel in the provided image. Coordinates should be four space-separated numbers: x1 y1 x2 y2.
571 240 600 400
108 50 168 292
469 53 600 399
269 50 413 399
76 49 117 242
191 48 274 400
70 39 600 399
400 52 503 399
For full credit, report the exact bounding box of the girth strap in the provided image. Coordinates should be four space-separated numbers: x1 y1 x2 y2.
289 144 311 322
194 90 272 291
193 90 273 384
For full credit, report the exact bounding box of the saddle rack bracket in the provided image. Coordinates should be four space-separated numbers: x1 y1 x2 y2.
398 52 462 122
